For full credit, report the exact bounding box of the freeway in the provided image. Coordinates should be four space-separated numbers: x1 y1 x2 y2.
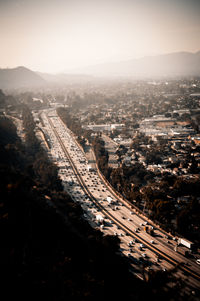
39 109 200 291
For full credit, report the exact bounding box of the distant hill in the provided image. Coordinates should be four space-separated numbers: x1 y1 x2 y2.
76 51 200 78
37 71 95 83
1 51 199 89
0 66 46 89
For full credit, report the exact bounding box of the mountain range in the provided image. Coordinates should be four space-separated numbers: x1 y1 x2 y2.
0 51 200 89
76 51 200 77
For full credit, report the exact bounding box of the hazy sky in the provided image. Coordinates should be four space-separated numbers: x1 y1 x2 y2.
0 0 200 73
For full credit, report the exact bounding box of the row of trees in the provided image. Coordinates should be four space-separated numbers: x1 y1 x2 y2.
22 105 62 192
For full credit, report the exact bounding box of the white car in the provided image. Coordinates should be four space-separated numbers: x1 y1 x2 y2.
196 259 200 265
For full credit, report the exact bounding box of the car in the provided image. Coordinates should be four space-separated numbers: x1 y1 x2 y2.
127 218 132 222
127 253 132 257
196 259 200 265
140 243 144 248
142 253 146 258
150 240 154 244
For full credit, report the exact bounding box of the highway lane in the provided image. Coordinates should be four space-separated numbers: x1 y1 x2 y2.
86 134 200 276
40 109 200 288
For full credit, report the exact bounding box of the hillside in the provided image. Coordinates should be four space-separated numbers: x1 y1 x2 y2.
0 66 45 89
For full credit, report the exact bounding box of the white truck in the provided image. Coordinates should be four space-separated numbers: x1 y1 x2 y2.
96 214 104 224
87 165 94 172
107 196 113 204
178 238 194 249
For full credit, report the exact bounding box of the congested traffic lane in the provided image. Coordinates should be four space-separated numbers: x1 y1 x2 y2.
39 109 200 287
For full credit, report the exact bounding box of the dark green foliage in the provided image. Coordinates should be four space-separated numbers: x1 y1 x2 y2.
0 116 18 145
22 105 62 191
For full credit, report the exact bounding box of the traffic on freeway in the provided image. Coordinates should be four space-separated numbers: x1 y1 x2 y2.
38 109 200 291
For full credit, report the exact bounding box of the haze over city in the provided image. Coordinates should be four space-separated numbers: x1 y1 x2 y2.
1 1 200 300
1 0 200 73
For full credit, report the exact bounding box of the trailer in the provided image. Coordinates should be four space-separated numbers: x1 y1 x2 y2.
178 238 194 249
